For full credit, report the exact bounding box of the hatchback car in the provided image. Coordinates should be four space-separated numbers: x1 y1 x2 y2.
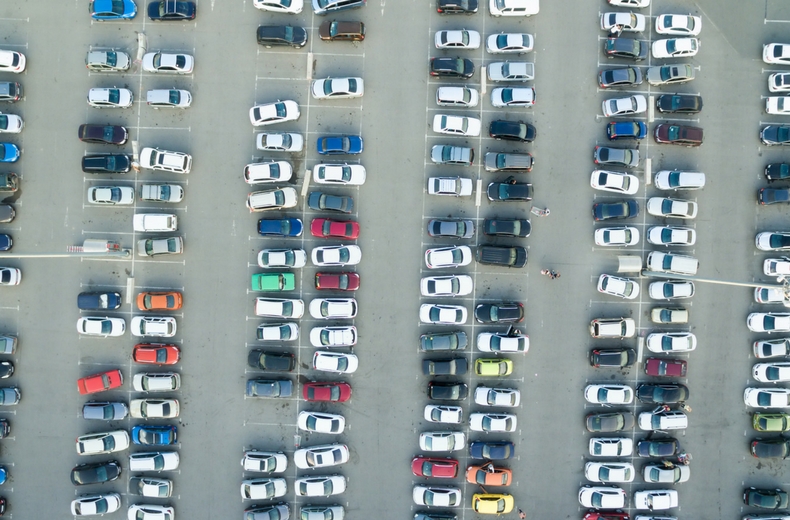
489 120 536 141
743 487 790 509
491 87 535 107
306 190 353 212
315 272 360 291
604 38 647 60
594 226 639 246
420 331 468 352
765 43 790 64
646 332 696 352
254 0 303 12
589 348 636 368
132 343 180 365
430 57 475 78
436 86 479 107
316 135 363 154
70 461 122 485
257 132 303 152
646 197 697 218
437 0 478 13
319 20 365 40
598 66 643 88
597 274 639 299
148 0 196 20
487 178 533 201
594 147 640 168
654 123 703 146
592 200 639 221
656 14 701 35
248 350 296 372
258 218 303 237
483 218 530 237
87 87 133 108
142 52 193 74
606 121 647 140
303 381 352 402
761 189 790 207
428 219 474 238
312 77 364 99
312 0 365 15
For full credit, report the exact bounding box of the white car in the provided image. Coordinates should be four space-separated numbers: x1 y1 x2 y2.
130 316 176 337
87 186 135 205
654 170 705 190
256 132 304 152
432 114 481 136
294 444 349 469
766 257 790 277
310 326 357 347
253 0 303 13
0 50 24 73
652 38 699 58
312 351 359 373
765 43 790 65
142 52 194 74
140 147 192 174
757 232 790 252
413 486 462 507
76 430 130 455
642 463 690 483
132 373 181 393
491 87 535 107
146 88 192 109
590 318 636 338
589 437 633 457
0 112 22 133
257 248 306 268
246 187 298 212
646 197 698 219
769 73 790 93
77 317 126 337
295 475 346 497
309 298 357 319
133 213 177 232
420 275 473 297
313 163 366 185
646 332 697 353
646 64 695 86
244 161 294 184
597 274 640 299
754 362 790 382
744 387 790 408
311 245 362 266
87 88 133 108
473 386 521 407
647 226 696 246
584 462 635 483
436 86 479 107
486 33 534 54
755 338 790 358
419 431 465 452
755 286 787 304
633 489 678 510
584 384 634 405
428 176 474 196
600 12 646 32
130 398 179 419
128 451 180 472
602 95 647 117
469 412 517 432
590 170 639 194
297 411 345 434
425 246 473 269
487 61 535 82
241 478 287 500
578 486 627 509
249 100 300 126
608 0 649 6
420 304 467 325
241 451 288 473
594 226 640 246
435 29 481 49
767 96 790 115
748 312 790 332
476 332 529 353
489 0 540 17
71 493 122 516
655 14 701 35
127 505 174 520
255 298 305 319
424 405 463 424
311 77 364 99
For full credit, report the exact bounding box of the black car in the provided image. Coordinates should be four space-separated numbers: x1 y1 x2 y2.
437 0 477 13
427 381 468 401
585 412 635 432
247 350 296 372
420 331 468 352
422 358 468 376
148 0 196 20
429 57 474 79
766 163 790 182
636 383 690 404
604 38 648 60
761 125 790 146
427 219 475 238
593 200 639 221
78 124 128 145
489 120 536 142
486 178 533 201
743 487 790 509
598 66 643 88
656 94 703 114
257 25 308 48
0 235 10 252
637 438 679 457
307 191 354 214
0 362 11 379
474 302 524 324
415 511 458 520
759 188 790 205
0 419 8 438
70 460 122 485
589 348 636 368
81 154 131 174
0 82 21 102
476 245 528 268
751 438 790 459
483 218 530 238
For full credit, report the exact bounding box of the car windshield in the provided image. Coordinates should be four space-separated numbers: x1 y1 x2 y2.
757 392 773 406
666 40 678 53
767 366 782 380
166 239 178 253
591 493 605 508
274 103 286 118
110 0 125 14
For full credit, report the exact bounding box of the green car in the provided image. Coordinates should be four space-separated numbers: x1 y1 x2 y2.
753 412 790 432
475 358 513 376
251 273 295 292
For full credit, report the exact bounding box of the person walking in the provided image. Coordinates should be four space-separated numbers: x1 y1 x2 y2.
518 508 526 519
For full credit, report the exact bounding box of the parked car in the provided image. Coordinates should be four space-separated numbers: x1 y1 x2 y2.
78 370 123 395
476 245 528 268
71 493 122 516
78 124 128 145
654 170 705 190
606 121 647 140
82 154 131 173
319 20 365 40
652 37 699 58
593 200 638 221
249 100 300 126
146 88 191 108
256 25 308 47
436 0 478 13
487 33 534 54
420 331 468 352
591 170 639 192
315 272 360 291
599 66 643 88
646 332 696 352
307 191 353 213
489 120 536 142
594 226 639 246
604 38 647 60
148 0 196 20
597 274 639 299
429 57 474 78
303 381 352 402
654 123 703 146
142 52 194 73
589 348 636 368
435 29 481 49
317 135 363 154
258 218 303 237
70 461 122 485
646 64 695 85
602 95 647 117
483 218 530 237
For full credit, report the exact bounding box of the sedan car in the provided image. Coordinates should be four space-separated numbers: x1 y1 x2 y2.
744 488 790 509
604 37 648 60
90 0 137 20
476 331 529 353
584 461 635 483
257 132 303 152
419 431 466 452
646 197 698 219
294 475 346 497
425 245 473 269
591 169 639 192
420 304 467 325
487 178 533 201
71 493 122 516
643 463 690 483
413 485 462 507
645 357 687 377
633 489 678 510
757 232 790 251
592 200 639 221
597 274 639 299
636 383 689 403
770 73 790 93
656 93 703 113
487 61 534 82
309 298 357 319
428 382 468 401
594 226 639 246
474 302 523 323
253 0 303 12
762 126 790 146
307 191 353 214
654 123 703 146
422 357 468 376
606 121 647 140
647 225 696 246
317 135 363 155
247 350 296 372
311 77 364 99
249 100 300 126
646 63 695 85
432 114 481 136
469 441 514 460
311 245 361 267
429 57 475 78
646 332 697 352
77 317 126 337
765 43 790 64
412 456 460 478
473 386 520 407
759 188 790 205
148 0 195 20
754 362 790 382
294 443 349 469
491 86 535 107
649 280 695 300
133 343 180 365
601 12 646 32
584 384 634 405
656 14 701 35
303 381 352 402
315 272 360 292
437 0 478 13
435 29 480 49
76 430 130 455
586 412 635 432
130 398 179 418
488 120 536 142
483 218 530 237
310 218 359 239
428 219 474 238
247 187 298 212
751 438 790 458
70 461 122 485
598 66 643 88
486 32 534 53
578 486 627 509
469 413 517 432
424 404 463 424
755 338 790 358
87 87 133 108
652 37 699 58
602 95 647 117
654 170 705 190
79 124 128 145
142 52 194 74
309 326 357 347
313 351 358 373
246 379 293 398
420 331 468 352
297 411 345 434
241 478 287 500
87 186 134 205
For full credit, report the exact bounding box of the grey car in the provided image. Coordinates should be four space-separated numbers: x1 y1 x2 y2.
484 152 533 172
0 335 15 354
431 145 474 166
246 379 294 398
420 331 468 351
245 503 291 520
83 401 129 420
646 64 695 86
594 146 639 168
427 219 474 238
0 205 13 223
0 387 19 405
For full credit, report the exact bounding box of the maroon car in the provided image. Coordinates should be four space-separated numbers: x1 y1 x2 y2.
315 272 360 291
644 357 687 377
302 381 351 402
310 218 360 239
654 124 703 146
583 513 630 520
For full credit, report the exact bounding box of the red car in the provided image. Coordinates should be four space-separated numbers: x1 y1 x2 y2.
644 357 687 377
302 382 352 402
77 369 123 395
583 513 630 520
133 343 181 365
310 218 360 239
411 456 459 478
315 272 360 291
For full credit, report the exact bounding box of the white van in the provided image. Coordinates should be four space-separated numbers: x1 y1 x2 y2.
646 251 698 275
133 213 177 232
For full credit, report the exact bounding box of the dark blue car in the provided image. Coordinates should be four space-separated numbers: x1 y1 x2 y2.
317 135 363 155
257 218 303 237
90 0 138 20
469 441 514 460
0 143 19 163
148 0 196 20
131 425 177 446
607 121 647 140
307 191 354 214
0 235 10 252
77 292 122 310
593 200 639 221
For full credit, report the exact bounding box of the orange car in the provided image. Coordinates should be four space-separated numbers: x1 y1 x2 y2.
465 464 512 486
137 291 183 311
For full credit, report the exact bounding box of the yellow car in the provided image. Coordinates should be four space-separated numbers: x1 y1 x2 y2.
472 493 514 514
475 358 513 376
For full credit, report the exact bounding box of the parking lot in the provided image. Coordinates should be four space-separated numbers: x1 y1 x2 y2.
1 0 790 518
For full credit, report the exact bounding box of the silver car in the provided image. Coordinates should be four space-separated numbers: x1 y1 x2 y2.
646 64 695 86
82 401 129 420
487 61 535 82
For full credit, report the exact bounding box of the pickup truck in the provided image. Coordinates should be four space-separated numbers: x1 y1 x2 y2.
140 184 184 203
77 292 122 310
133 213 178 232
476 245 528 268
